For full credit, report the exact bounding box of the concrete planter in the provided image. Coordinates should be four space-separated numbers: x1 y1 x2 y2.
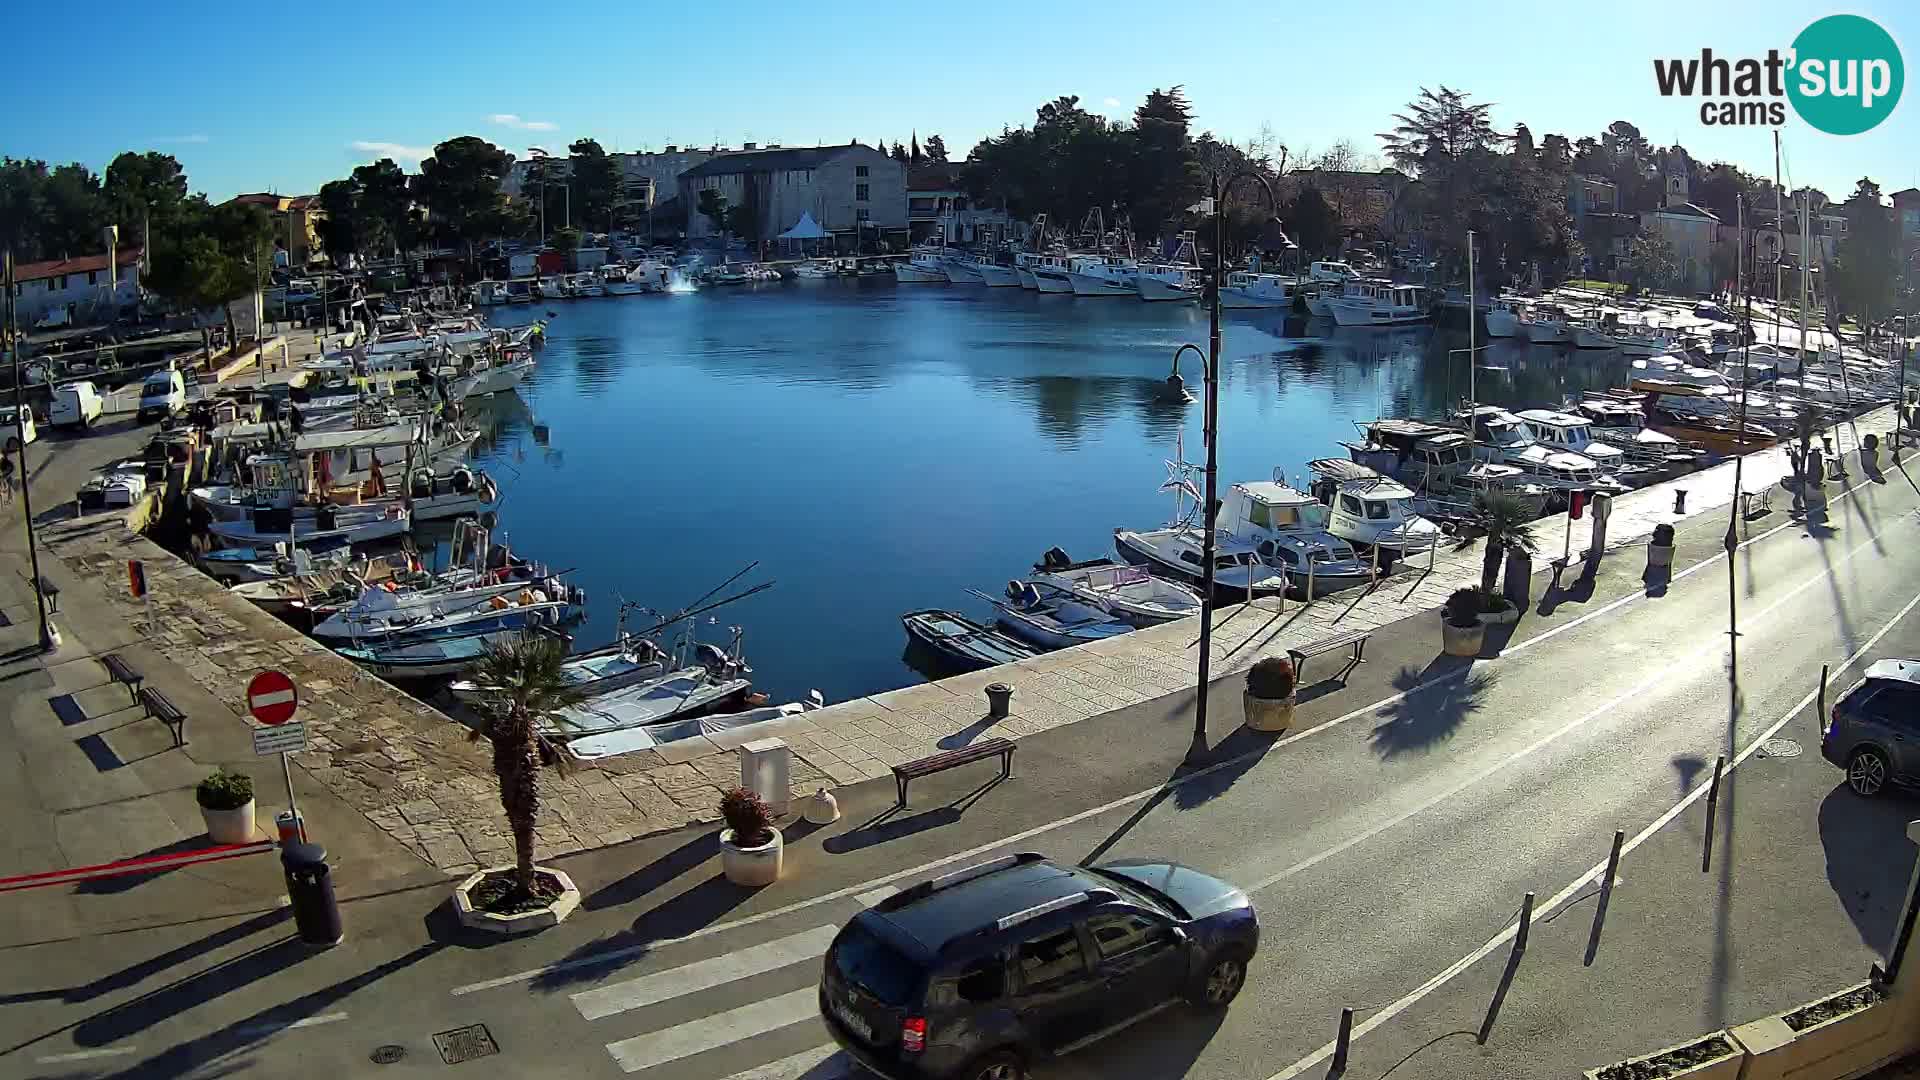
1731 983 1895 1080
1647 543 1675 569
1477 603 1520 626
1441 619 1484 657
452 866 582 935
1582 1031 1742 1080
1242 692 1296 733
720 828 783 887
200 798 257 844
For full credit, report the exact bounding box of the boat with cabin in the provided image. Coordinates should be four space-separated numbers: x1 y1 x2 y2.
1135 232 1202 302
1065 254 1140 297
1484 296 1526 338
1307 459 1444 562
894 247 951 283
1522 304 1572 344
1328 281 1429 327
1219 272 1304 310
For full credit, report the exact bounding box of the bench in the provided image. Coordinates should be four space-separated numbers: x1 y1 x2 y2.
891 737 1015 806
37 575 59 614
136 686 187 747
1288 628 1372 685
100 652 144 703
1738 486 1773 519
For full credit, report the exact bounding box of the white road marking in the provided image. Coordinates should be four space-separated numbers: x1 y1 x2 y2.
605 988 821 1073
451 472 1894 999
1261 583 1920 1080
854 886 899 908
572 925 840 1020
35 1047 140 1063
717 1043 848 1080
232 1011 350 1038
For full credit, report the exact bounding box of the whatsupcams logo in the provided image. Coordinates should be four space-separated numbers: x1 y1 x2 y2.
1652 14 1903 134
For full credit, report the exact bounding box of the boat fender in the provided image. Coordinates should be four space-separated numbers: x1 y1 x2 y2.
1005 580 1024 603
452 467 474 494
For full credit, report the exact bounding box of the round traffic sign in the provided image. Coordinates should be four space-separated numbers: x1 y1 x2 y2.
247 670 299 725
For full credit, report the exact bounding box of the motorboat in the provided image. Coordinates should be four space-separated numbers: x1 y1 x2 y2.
1308 260 1359 285
449 633 671 705
541 665 754 742
1484 296 1526 338
1114 523 1289 603
443 355 535 401
791 260 839 280
504 281 535 304
1614 322 1684 357
901 610 1038 672
942 251 986 284
987 581 1135 651
1013 250 1070 290
310 574 573 640
1328 281 1429 327
193 464 495 525
1065 255 1139 297
335 629 532 679
1571 316 1623 350
1308 276 1375 318
1566 395 1706 476
1514 408 1652 485
1344 420 1474 488
1137 263 1202 302
1216 479 1376 597
601 264 649 295
228 557 404 617
1031 259 1077 294
564 696 825 763
1030 548 1204 627
323 589 577 644
1523 305 1572 344
210 503 412 548
976 258 1020 288
894 248 951 283
1307 459 1444 562
1219 272 1304 310
1456 406 1632 501
1633 383 1781 453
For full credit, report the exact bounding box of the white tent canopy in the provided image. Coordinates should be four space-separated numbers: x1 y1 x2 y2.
778 212 829 240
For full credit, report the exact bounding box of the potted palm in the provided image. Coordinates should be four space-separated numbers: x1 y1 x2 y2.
1648 522 1676 569
719 787 783 886
1474 493 1538 611
197 769 257 843
451 632 587 934
1442 587 1486 657
1242 656 1297 732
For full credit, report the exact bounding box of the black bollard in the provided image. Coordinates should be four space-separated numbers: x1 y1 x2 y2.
1674 490 1687 515
282 842 343 946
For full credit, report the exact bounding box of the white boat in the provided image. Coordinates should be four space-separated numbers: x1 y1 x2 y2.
602 264 649 295
1307 459 1443 561
473 281 508 306
1014 250 1069 290
1457 406 1631 500
335 630 531 679
1329 281 1429 327
942 252 986 284
211 503 412 547
1523 305 1572 344
1614 323 1685 357
1065 255 1139 297
987 581 1135 651
1309 261 1359 285
1216 479 1376 596
449 634 670 705
1032 261 1076 293
543 666 752 742
228 556 403 616
1029 549 1204 627
893 249 951 283
195 467 493 525
1571 318 1622 350
565 697 822 762
310 576 559 640
1484 296 1525 338
1219 271 1303 310
1565 396 1701 471
977 260 1020 287
1515 408 1652 486
444 356 534 401
1136 263 1202 302
791 261 838 279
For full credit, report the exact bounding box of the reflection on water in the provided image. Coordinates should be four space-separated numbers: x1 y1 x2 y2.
480 282 1633 703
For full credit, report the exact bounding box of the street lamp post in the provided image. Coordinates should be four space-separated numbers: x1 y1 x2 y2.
1184 168 1282 765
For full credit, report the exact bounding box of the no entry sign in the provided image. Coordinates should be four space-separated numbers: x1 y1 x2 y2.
247 670 299 726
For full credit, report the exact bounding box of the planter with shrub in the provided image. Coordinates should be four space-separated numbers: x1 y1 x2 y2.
197 769 257 844
1475 587 1519 626
1242 656 1297 733
719 787 783 886
1442 588 1486 657
1648 522 1676 569
1584 1031 1742 1080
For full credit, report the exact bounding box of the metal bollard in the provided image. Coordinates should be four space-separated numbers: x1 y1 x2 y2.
1701 757 1725 873
1674 490 1688 514
985 682 1013 719
1330 1007 1354 1074
1585 830 1625 966
281 842 343 946
1515 891 1536 952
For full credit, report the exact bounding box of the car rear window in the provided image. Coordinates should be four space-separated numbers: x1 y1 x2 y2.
831 922 921 1006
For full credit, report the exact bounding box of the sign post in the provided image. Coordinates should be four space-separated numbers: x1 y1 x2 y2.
127 559 154 637
247 670 307 842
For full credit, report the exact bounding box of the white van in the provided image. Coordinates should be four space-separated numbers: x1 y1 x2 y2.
0 405 38 454
50 381 104 429
137 367 186 423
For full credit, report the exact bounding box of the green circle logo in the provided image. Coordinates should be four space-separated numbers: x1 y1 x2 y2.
1788 15 1903 135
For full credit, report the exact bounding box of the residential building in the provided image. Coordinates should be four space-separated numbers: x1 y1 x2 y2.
1568 174 1638 276
677 143 907 248
8 248 143 326
907 166 1012 246
226 193 324 266
1639 174 1720 293
503 147 717 206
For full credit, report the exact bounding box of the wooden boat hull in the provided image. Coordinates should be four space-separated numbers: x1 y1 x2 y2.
901 610 1035 672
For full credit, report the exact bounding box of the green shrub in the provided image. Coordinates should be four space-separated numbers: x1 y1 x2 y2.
196 769 254 811
1445 587 1483 627
1246 656 1296 699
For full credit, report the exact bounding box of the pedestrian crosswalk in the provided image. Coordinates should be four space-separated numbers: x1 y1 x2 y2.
567 887 902 1078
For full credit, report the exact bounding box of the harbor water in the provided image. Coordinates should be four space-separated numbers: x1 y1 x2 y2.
475 280 1634 704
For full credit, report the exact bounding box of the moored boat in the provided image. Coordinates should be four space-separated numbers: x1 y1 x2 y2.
901 609 1038 672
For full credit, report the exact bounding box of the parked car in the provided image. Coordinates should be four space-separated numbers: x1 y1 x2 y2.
49 380 104 429
820 852 1258 1080
0 405 38 454
137 367 186 423
1822 659 1920 797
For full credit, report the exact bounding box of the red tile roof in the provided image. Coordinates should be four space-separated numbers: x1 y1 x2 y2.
12 248 144 284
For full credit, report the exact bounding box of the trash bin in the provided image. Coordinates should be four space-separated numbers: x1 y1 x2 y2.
281 842 343 946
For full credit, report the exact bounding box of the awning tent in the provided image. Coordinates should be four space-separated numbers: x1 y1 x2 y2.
778 212 830 255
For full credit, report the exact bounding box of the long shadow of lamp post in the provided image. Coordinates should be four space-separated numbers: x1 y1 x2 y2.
1168 168 1289 766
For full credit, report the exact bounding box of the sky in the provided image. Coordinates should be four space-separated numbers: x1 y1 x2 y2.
7 0 1916 204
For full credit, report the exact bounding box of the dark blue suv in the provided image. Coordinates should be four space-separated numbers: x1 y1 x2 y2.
819 852 1259 1080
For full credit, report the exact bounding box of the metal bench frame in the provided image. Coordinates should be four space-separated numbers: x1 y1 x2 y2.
137 686 188 748
100 653 144 703
1288 629 1372 685
891 737 1015 806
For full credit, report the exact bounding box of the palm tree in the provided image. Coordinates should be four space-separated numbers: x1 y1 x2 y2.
1473 492 1539 595
469 633 586 892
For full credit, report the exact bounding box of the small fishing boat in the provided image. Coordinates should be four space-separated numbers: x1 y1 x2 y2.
228 557 405 617
335 630 537 679
1307 459 1445 563
985 582 1134 651
312 578 579 640
901 610 1037 672
448 634 671 705
565 695 824 762
1030 548 1203 627
542 667 753 740
210 503 412 548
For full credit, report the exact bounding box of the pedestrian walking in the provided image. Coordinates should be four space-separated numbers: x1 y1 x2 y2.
0 456 16 505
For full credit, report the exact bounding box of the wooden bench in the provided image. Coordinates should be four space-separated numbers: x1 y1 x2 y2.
892 737 1015 806
137 686 188 748
1738 486 1773 519
1288 628 1372 685
100 652 144 703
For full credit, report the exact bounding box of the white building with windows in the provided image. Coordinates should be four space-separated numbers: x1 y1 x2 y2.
677 143 906 247
10 248 143 326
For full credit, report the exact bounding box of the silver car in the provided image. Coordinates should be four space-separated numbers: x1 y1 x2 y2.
1821 659 1920 797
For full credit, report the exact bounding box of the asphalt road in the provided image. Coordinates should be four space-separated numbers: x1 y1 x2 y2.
3 454 1919 1080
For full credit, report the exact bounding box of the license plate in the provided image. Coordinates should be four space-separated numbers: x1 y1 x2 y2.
832 1000 873 1042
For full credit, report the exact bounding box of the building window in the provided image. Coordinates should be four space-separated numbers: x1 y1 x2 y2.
88 271 98 285
856 209 870 222
856 184 869 202
856 165 869 178
52 275 66 291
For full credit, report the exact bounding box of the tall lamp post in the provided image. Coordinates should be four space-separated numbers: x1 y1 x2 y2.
1180 168 1285 765
2 252 58 652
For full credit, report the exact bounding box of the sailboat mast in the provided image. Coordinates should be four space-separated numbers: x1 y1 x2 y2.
1467 230 1477 407
1772 132 1785 349
1798 193 1812 378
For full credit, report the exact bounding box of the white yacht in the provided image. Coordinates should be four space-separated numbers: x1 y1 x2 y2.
894 248 951 283
1457 406 1630 500
1065 254 1139 297
1217 480 1376 597
1309 260 1359 285
1484 296 1526 338
1219 272 1303 309
1307 459 1444 562
942 251 986 284
1328 281 1429 327
1515 408 1650 485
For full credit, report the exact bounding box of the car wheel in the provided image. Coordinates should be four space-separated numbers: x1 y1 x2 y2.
1190 947 1250 1009
962 1051 1028 1080
1847 748 1890 798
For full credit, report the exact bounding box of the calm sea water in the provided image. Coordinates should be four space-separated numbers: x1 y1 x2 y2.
471 280 1631 704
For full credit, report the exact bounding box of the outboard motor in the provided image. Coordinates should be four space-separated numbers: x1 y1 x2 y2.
1040 546 1071 571
694 643 731 673
410 470 433 498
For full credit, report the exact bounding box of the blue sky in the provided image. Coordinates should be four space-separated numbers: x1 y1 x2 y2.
10 0 1916 204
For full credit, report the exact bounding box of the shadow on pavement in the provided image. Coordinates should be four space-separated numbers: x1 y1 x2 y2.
939 713 1000 749
1369 660 1493 759
1080 726 1282 867
73 838 220 895
0 908 290 1008
1818 785 1916 957
529 874 757 994
824 775 1006 855
1537 568 1596 617
581 832 718 913
1048 1003 1226 1078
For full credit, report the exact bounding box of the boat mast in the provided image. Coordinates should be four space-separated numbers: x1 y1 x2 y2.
1798 191 1811 380
1772 132 1785 350
1467 229 1477 407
